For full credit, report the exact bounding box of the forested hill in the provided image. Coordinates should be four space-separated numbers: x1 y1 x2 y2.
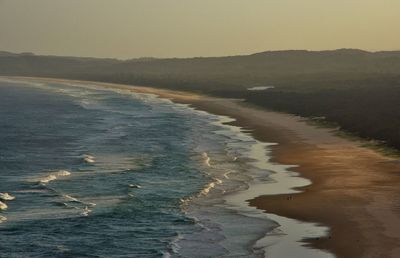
2 49 400 90
1 49 400 150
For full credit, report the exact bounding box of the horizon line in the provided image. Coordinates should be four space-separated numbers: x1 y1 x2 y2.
1 47 400 61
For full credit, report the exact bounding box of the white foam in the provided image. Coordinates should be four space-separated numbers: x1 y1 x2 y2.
64 194 79 202
211 117 334 257
128 184 141 189
63 194 96 207
59 194 97 217
202 152 211 167
81 206 92 217
39 175 57 184
3 78 333 257
0 193 15 201
166 233 184 257
199 178 223 196
0 215 7 223
0 201 8 211
83 154 95 164
37 170 71 184
223 172 231 179
56 170 71 176
200 182 216 195
177 111 334 257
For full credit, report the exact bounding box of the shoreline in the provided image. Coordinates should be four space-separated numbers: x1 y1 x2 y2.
4 76 400 258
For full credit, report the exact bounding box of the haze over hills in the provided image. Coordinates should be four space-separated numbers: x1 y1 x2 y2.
1 49 400 150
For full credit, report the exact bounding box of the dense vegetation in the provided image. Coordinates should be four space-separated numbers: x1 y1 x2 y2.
1 49 400 149
247 83 400 149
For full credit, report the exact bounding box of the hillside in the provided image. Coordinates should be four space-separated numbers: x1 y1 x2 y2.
1 49 400 149
2 49 400 89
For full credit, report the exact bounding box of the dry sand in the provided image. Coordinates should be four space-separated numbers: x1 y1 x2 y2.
5 77 400 258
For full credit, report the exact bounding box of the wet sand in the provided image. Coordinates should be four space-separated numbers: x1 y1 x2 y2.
5 76 400 258
187 99 400 258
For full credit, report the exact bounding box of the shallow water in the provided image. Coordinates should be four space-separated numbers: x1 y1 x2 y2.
0 79 335 258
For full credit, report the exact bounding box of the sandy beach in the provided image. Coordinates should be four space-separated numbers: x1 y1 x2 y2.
6 76 400 258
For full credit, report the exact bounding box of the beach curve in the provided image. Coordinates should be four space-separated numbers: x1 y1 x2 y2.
4 76 400 258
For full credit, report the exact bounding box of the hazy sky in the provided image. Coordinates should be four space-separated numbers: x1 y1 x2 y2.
0 0 399 59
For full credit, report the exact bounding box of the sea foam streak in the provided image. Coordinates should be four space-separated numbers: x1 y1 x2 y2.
81 206 92 217
51 194 96 218
82 154 95 164
0 215 6 223
63 194 96 207
170 107 334 257
2 78 334 257
202 152 211 167
0 201 8 211
0 193 15 201
37 170 71 184
128 184 141 189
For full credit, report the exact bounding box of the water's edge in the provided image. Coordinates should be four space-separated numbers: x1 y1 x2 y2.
0 77 335 258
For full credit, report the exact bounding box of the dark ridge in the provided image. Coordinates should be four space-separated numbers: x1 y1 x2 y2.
1 49 400 150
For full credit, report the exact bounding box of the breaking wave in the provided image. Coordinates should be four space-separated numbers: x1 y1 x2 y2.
0 193 15 201
37 170 71 184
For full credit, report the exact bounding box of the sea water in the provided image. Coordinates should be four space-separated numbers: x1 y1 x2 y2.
0 79 334 258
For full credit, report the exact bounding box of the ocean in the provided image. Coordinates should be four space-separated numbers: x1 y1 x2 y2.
0 79 334 258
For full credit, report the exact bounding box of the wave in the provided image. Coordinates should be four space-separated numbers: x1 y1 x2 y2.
81 206 92 217
48 194 96 218
3 78 333 257
163 233 184 258
0 215 6 223
82 154 95 164
128 184 141 189
56 199 93 217
39 175 57 184
202 152 211 167
64 194 79 202
0 193 15 201
174 110 334 257
63 194 96 208
0 201 8 211
199 178 223 196
37 170 71 184
223 172 231 179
